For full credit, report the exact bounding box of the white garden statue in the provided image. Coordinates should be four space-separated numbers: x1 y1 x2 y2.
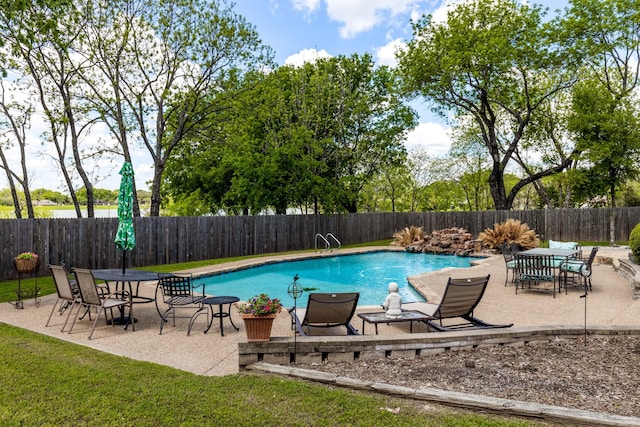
382 282 403 318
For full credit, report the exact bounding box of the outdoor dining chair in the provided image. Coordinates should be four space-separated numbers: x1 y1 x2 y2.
68 268 135 339
513 253 559 297
560 246 599 293
155 273 205 334
45 264 80 332
501 243 516 286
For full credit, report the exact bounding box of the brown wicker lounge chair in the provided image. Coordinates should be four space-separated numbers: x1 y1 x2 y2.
424 275 513 332
289 292 360 336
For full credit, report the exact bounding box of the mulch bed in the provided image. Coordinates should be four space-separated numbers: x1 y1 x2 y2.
296 335 640 418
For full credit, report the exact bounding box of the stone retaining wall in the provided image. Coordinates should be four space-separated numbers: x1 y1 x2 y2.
615 258 640 300
238 326 640 369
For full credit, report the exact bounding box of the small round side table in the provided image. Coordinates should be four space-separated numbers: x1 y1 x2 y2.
189 296 240 336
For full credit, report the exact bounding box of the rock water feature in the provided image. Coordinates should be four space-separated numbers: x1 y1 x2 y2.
405 227 475 256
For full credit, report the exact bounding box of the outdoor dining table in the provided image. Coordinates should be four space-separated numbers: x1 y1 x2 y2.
92 269 171 324
514 247 581 297
519 247 581 258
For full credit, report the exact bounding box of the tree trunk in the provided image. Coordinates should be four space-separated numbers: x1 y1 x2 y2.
0 149 22 219
533 180 554 209
149 165 163 217
609 184 617 246
488 166 510 210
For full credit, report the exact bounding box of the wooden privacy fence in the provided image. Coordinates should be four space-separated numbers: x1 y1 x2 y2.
1 207 639 280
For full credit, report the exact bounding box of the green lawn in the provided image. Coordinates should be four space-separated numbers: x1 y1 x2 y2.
0 324 542 426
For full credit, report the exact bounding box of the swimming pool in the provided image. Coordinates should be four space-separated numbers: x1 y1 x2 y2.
198 251 476 307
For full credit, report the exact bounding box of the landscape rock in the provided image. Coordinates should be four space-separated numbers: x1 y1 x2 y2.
406 227 474 256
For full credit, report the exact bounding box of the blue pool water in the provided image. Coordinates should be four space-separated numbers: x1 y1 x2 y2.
199 251 475 307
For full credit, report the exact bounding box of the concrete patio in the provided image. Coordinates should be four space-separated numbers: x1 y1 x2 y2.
1 246 639 376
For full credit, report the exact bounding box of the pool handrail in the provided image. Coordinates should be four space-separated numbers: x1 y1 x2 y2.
315 233 330 252
315 233 341 252
326 233 341 250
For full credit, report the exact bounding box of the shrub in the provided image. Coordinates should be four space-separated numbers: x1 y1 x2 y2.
478 218 539 251
629 223 640 262
391 226 425 246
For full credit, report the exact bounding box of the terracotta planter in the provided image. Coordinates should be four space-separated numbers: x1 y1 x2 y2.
241 314 276 342
14 257 38 273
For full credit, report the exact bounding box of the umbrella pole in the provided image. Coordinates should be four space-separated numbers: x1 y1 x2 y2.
122 251 126 274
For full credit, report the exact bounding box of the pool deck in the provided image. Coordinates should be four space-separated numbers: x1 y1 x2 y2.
1 246 639 377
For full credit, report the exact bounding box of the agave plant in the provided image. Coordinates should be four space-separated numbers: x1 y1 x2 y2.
391 226 425 246
478 219 539 251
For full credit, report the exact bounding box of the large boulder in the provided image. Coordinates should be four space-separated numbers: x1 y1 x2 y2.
406 227 474 256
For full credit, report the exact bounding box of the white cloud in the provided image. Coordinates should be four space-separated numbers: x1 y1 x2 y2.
375 37 405 66
430 0 470 25
405 122 452 156
322 0 421 38
284 48 333 66
291 0 322 14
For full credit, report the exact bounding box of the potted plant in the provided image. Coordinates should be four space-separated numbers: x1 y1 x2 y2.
13 252 39 273
236 294 282 342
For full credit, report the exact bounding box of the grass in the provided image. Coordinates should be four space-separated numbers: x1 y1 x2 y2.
0 323 543 426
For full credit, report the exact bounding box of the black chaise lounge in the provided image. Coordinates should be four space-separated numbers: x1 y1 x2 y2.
423 275 513 332
289 292 360 336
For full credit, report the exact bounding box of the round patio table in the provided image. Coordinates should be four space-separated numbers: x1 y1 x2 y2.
91 269 169 324
188 296 240 336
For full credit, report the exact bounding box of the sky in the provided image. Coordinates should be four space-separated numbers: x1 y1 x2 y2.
5 0 568 193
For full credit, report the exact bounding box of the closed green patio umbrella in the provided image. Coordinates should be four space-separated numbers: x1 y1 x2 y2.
114 162 136 273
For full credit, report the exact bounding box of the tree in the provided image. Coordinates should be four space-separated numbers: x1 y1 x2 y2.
360 165 414 212
165 54 417 215
447 124 494 211
0 0 87 217
403 148 436 212
564 0 640 244
78 0 273 217
568 77 640 242
397 0 577 210
0 79 32 218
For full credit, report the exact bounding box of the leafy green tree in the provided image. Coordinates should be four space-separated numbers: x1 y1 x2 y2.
568 78 640 216
31 188 70 204
564 0 640 244
0 0 81 218
165 54 417 215
403 148 436 212
397 0 577 210
360 165 414 212
421 180 465 211
76 187 117 205
622 182 640 207
78 0 273 217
